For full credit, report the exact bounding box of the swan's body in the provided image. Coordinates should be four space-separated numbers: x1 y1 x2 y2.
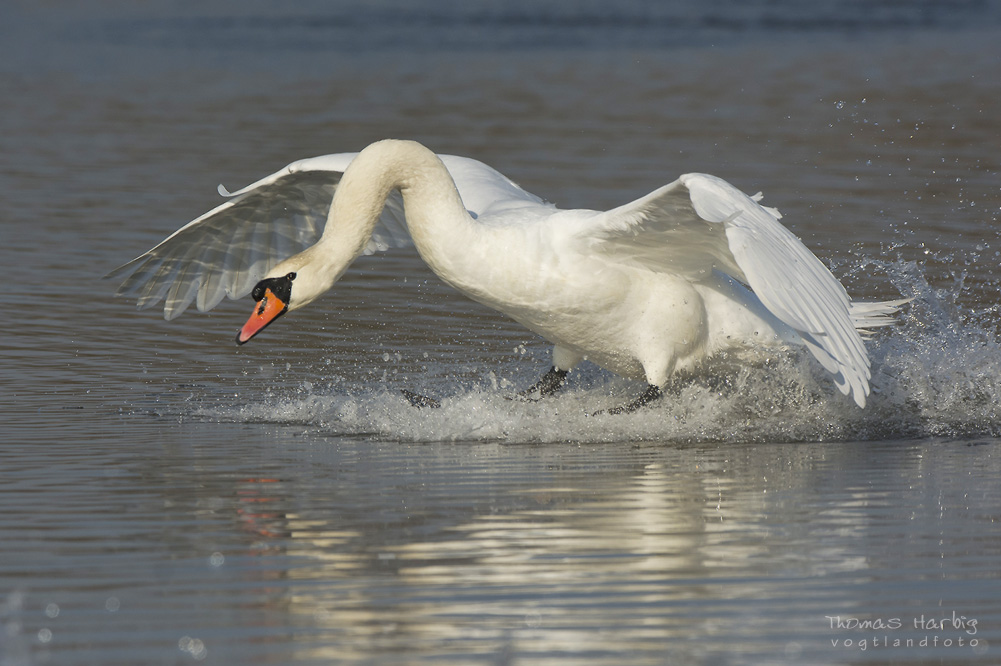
112 139 904 408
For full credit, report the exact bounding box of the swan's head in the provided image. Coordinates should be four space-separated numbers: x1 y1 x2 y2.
236 246 347 344
236 272 297 344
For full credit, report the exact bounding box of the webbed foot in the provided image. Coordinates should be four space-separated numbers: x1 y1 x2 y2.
593 384 662 416
514 366 568 401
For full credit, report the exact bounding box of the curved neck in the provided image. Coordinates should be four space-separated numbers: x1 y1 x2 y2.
320 139 475 279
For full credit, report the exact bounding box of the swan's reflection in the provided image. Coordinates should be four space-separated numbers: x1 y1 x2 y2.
236 442 880 662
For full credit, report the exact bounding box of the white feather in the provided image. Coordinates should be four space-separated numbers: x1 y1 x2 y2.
110 140 905 407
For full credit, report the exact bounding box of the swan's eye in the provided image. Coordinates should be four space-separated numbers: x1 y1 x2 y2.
251 273 294 306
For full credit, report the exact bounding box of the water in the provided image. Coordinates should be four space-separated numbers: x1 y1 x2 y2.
3 1 1001 664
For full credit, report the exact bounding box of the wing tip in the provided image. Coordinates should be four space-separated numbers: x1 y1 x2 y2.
104 257 143 281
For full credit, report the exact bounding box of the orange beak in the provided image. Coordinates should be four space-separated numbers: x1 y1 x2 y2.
236 288 288 345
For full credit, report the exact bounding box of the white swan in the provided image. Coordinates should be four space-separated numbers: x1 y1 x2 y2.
111 139 905 410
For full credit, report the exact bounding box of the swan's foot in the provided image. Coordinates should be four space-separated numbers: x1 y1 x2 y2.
594 384 662 416
515 367 568 401
401 389 441 409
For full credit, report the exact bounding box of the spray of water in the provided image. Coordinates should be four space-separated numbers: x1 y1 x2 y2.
195 255 1001 444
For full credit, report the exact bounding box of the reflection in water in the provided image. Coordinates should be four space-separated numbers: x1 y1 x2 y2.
157 438 992 665
2 397 998 664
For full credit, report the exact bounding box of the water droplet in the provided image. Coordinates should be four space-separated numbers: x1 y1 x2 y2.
179 636 208 660
44 603 59 618
209 552 225 567
37 628 52 644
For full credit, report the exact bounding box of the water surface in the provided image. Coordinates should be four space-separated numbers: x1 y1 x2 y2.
2 2 1001 664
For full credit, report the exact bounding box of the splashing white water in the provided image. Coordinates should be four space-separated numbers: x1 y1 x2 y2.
194 259 1001 444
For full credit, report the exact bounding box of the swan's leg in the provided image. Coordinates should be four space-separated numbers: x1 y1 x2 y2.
514 345 579 400
598 384 663 415
401 389 441 409
516 366 569 399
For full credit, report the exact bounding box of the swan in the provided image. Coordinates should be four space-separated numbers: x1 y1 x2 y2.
110 139 905 411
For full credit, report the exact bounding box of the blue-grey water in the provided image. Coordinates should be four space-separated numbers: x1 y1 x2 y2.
3 2 1001 664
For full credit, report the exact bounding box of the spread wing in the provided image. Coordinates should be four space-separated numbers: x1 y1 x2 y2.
109 152 544 321
587 172 870 406
107 154 412 320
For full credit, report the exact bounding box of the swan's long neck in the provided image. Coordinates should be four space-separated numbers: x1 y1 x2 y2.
318 139 475 283
272 140 483 312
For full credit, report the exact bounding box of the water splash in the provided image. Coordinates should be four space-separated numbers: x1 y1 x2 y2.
194 258 1001 444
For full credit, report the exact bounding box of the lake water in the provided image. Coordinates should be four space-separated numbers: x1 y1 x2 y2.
2 1 1001 664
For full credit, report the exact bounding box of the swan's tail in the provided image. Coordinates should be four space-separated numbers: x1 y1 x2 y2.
851 298 911 338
